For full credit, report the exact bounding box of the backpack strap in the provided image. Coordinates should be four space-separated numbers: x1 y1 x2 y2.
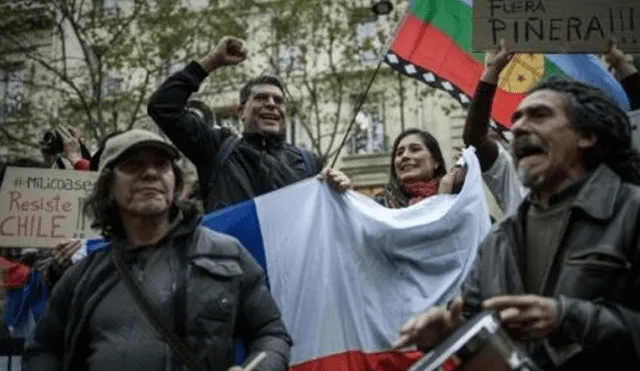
110 241 204 371
200 135 241 202
172 226 202 370
298 148 319 176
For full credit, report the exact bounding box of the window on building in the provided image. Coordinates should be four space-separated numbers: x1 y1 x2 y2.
102 71 122 97
155 55 184 85
103 0 119 15
94 0 120 16
272 15 301 73
348 97 386 155
351 8 380 67
276 44 300 73
0 69 24 119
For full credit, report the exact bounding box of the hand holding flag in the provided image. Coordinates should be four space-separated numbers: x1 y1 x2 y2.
318 167 353 193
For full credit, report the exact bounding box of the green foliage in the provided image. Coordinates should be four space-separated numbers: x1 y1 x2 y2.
0 0 252 153
0 0 455 161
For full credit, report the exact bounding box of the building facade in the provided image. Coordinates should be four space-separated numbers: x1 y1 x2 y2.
1 0 468 195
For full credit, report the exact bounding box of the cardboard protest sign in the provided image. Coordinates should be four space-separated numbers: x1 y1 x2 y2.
0 167 100 248
473 0 640 53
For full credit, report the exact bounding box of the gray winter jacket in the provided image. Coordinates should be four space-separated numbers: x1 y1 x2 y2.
23 211 291 371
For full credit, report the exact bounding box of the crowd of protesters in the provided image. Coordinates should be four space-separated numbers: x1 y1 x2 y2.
1 34 640 371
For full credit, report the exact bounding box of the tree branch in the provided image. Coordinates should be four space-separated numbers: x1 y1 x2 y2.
0 125 40 149
0 33 95 125
105 0 146 48
126 69 151 131
324 28 345 159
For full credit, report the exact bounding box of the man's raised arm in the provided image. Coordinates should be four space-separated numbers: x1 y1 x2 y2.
147 36 248 165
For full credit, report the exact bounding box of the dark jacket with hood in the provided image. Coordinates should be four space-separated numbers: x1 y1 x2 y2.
147 62 321 212
23 208 291 371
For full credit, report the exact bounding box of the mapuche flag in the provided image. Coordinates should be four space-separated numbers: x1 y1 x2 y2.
385 0 630 129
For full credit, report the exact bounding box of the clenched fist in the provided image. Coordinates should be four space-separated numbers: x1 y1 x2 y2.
199 36 248 72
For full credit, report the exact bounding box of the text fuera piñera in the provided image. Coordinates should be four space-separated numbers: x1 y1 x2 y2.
473 0 640 53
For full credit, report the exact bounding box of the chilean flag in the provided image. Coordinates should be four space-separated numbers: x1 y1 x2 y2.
76 148 491 370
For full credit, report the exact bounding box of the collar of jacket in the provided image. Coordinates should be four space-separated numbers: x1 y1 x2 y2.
111 205 202 255
525 176 587 209
518 164 621 221
571 164 621 220
242 131 287 149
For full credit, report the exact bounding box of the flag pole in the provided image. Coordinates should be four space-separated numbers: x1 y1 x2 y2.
329 2 413 168
330 59 383 168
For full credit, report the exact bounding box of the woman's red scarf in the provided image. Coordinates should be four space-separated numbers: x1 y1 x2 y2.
403 178 441 205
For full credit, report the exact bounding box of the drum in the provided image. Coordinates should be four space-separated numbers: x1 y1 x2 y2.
407 311 541 371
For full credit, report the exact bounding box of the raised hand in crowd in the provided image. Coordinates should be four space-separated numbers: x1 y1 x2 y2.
438 165 466 194
392 297 464 351
318 167 353 193
606 37 638 81
57 126 84 165
482 39 514 84
52 239 82 272
452 146 463 161
199 36 248 72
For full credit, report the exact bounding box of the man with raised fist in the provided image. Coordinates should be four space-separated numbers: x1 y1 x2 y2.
148 36 351 212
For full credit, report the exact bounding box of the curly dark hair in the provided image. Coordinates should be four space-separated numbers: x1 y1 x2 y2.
84 161 199 239
239 75 285 105
380 128 447 208
528 76 640 185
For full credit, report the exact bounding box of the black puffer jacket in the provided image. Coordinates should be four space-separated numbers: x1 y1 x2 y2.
147 62 321 212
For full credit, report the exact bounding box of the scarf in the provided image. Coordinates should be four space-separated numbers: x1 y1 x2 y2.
380 177 441 209
403 178 442 205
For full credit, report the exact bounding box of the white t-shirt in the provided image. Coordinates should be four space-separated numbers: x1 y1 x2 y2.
482 143 528 216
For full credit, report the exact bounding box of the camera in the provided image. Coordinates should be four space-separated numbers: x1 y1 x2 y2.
39 130 64 154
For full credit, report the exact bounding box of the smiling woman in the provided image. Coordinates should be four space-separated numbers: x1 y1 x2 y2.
377 129 452 208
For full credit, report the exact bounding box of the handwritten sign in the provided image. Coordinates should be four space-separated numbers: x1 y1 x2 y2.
0 167 100 248
472 0 640 53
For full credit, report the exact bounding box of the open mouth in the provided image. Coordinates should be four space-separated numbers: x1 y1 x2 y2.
513 144 546 162
259 113 280 122
399 163 417 172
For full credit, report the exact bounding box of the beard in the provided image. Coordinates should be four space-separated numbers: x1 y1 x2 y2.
516 166 546 190
512 135 548 190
